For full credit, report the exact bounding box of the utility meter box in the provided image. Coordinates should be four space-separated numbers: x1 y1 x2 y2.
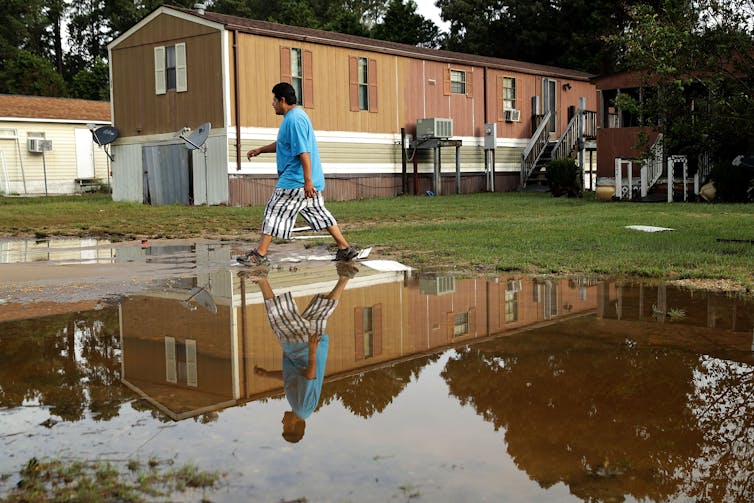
483 123 497 150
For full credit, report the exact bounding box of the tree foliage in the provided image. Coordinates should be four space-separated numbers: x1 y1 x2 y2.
434 0 659 74
615 0 754 185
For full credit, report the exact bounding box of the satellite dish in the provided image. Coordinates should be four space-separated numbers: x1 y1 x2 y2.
92 126 119 146
180 286 217 314
180 122 211 150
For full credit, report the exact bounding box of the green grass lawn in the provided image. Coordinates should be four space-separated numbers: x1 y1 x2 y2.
1 192 753 291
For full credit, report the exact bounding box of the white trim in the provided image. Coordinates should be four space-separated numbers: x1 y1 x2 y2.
230 160 522 175
154 46 166 95
222 30 232 129
0 118 109 125
114 127 226 145
108 6 224 50
175 42 187 92
230 127 528 148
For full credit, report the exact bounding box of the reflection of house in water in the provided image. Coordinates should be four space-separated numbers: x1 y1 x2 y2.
120 267 606 420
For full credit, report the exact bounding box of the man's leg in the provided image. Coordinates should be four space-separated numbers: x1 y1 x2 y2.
326 224 349 250
256 233 274 256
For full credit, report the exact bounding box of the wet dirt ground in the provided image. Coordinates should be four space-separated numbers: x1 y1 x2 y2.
1 237 754 502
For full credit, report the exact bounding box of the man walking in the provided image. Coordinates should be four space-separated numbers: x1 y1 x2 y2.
240 82 358 265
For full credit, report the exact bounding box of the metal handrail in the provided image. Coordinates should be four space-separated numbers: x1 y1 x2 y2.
520 111 552 189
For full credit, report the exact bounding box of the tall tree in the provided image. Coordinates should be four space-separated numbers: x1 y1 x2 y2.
435 0 662 74
615 0 754 199
371 0 441 48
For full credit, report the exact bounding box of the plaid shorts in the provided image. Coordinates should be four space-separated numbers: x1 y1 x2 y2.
262 188 337 239
264 292 338 344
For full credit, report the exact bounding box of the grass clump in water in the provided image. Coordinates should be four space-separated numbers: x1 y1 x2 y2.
0 456 223 503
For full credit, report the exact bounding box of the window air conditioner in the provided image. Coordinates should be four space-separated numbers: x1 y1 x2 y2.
504 109 521 122
28 138 52 152
419 276 456 296
416 118 453 139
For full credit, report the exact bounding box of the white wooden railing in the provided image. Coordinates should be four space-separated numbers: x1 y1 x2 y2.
520 111 552 189
640 134 664 198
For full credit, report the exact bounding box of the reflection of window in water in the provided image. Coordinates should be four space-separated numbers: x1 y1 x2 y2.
505 280 520 322
165 336 197 387
505 291 519 322
356 304 383 360
453 312 469 337
533 280 558 320
362 306 374 358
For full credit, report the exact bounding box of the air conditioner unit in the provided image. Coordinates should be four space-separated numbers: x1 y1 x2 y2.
504 109 521 122
419 276 456 296
416 117 453 139
28 138 52 153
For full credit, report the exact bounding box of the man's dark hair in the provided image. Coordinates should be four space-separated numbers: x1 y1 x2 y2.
272 82 297 105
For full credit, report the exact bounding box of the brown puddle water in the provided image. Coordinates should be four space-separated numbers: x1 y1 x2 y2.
1 238 753 502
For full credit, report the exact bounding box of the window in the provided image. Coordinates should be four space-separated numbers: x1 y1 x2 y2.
358 57 369 110
505 290 519 322
362 306 374 358
453 312 469 337
349 55 377 112
450 70 466 94
164 336 197 387
280 47 313 107
291 48 304 106
354 303 382 360
154 43 186 95
166 45 176 91
503 77 516 111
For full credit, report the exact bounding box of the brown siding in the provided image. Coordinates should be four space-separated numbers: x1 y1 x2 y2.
235 33 400 133
111 18 224 136
596 126 658 177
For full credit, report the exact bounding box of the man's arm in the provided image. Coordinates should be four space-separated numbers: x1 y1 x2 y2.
299 152 316 198
254 365 283 380
305 334 321 379
247 141 277 160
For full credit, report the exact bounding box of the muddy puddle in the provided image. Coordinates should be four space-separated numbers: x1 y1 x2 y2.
1 238 754 501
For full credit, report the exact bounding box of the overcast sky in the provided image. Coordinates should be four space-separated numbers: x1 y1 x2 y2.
414 0 450 32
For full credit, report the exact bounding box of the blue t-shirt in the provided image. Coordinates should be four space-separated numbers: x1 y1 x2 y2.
282 334 329 419
276 107 325 191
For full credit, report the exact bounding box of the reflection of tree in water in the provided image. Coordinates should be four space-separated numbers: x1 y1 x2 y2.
0 307 130 422
441 325 707 502
321 354 440 418
684 356 754 501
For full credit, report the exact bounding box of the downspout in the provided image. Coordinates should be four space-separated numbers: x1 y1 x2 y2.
233 30 242 171
483 67 488 124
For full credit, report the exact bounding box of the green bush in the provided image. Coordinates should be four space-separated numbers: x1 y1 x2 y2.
546 157 581 198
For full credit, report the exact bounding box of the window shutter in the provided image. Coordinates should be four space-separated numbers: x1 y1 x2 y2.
164 336 177 383
303 49 314 108
185 339 198 387
354 307 364 360
280 46 291 83
447 312 454 340
175 43 187 92
348 56 359 112
497 76 504 122
373 303 383 355
443 67 451 96
154 46 166 95
468 307 477 335
465 70 473 98
368 58 378 113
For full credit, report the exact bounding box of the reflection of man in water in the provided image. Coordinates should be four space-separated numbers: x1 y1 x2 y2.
249 262 356 443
